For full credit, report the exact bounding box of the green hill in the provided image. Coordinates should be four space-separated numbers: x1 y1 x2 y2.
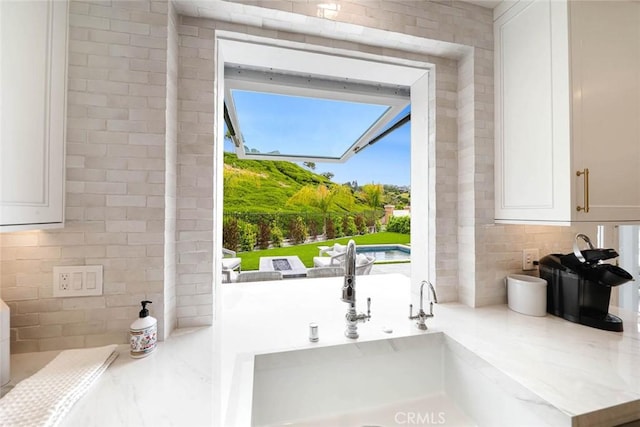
223 152 369 213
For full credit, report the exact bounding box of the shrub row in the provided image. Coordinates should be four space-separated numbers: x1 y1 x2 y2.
222 211 383 253
386 216 410 234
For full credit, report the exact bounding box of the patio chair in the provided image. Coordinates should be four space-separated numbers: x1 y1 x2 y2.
306 266 345 278
355 254 375 276
313 252 375 275
317 243 347 258
312 251 346 268
236 271 283 282
222 248 241 283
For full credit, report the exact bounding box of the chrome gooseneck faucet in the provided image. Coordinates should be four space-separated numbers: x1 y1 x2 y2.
409 280 437 330
341 239 371 339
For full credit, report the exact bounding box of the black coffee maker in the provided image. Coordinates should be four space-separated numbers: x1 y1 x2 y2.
539 234 633 332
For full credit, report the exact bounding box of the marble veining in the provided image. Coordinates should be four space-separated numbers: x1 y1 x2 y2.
220 274 640 427
7 274 640 426
7 328 215 426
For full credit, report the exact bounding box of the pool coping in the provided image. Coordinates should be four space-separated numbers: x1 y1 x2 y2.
356 244 411 264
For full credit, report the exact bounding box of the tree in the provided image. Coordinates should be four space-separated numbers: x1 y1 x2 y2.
286 184 354 235
303 162 316 171
361 183 384 209
360 183 384 231
321 171 334 180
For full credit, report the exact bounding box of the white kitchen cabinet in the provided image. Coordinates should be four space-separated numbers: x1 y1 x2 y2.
494 0 640 225
0 0 67 231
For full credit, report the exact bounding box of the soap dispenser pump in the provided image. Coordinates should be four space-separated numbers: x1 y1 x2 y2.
129 300 157 358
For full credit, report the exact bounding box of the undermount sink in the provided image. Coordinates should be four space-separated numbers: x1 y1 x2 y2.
252 332 569 426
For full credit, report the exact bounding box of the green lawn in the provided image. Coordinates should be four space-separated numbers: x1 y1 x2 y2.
234 232 410 271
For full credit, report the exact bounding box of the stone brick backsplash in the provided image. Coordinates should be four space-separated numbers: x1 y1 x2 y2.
175 15 215 328
1 0 169 352
0 0 581 352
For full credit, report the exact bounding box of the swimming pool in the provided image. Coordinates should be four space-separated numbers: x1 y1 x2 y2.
356 244 410 263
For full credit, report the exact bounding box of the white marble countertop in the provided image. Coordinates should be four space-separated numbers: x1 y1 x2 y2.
433 301 640 426
219 273 425 426
7 273 640 426
7 328 216 426
219 274 640 427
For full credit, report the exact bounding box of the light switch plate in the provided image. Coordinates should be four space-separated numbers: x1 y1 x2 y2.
53 266 103 297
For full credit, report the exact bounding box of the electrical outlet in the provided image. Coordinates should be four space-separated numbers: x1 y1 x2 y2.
59 273 70 290
522 248 539 271
53 266 103 297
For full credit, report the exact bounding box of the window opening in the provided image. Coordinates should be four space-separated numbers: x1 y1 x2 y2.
224 65 409 163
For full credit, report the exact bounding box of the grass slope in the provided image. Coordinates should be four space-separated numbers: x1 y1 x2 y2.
234 232 410 271
223 152 370 213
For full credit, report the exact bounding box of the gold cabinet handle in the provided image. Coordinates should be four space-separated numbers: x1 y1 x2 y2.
576 168 590 213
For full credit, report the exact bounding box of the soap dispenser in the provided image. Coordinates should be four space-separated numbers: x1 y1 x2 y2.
130 300 157 358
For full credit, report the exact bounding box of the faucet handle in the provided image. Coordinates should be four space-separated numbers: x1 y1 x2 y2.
409 303 413 319
367 297 371 315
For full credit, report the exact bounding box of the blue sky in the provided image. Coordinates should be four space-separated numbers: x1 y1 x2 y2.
311 123 410 186
226 91 411 186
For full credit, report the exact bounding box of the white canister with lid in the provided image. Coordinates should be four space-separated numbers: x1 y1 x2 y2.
507 274 548 317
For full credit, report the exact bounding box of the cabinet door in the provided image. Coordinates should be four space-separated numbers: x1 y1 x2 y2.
570 1 640 222
495 0 572 224
0 0 67 230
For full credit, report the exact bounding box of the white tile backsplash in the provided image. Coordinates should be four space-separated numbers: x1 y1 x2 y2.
0 0 578 352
